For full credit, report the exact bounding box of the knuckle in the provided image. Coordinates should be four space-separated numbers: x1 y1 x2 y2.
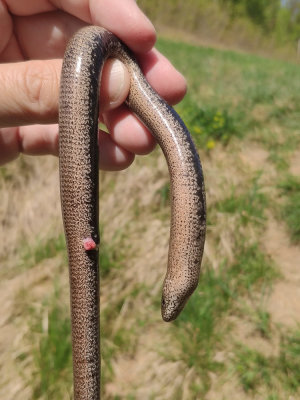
21 60 59 121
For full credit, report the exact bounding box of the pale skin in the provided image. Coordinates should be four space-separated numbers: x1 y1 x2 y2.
0 0 187 169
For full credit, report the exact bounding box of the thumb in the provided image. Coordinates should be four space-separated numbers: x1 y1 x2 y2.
0 58 130 128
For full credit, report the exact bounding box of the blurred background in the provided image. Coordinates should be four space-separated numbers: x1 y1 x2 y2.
0 0 299 399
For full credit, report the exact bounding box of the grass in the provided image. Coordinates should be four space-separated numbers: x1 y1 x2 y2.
234 344 274 392
169 238 280 397
16 229 127 398
233 326 300 394
253 309 272 339
20 285 73 399
99 227 125 278
176 100 241 150
155 182 170 208
171 238 278 395
157 38 299 138
229 243 278 293
215 174 268 226
173 265 230 390
278 175 300 243
20 234 66 270
100 296 136 394
18 227 124 277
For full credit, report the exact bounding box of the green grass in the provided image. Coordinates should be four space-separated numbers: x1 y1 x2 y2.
20 235 66 270
278 327 300 391
19 228 124 277
99 228 125 278
253 309 272 338
172 266 230 392
22 286 72 399
234 344 274 392
157 38 300 153
100 295 136 394
17 229 127 398
229 243 278 293
233 326 300 394
176 99 241 150
278 175 300 243
171 238 278 396
155 182 170 208
215 174 268 225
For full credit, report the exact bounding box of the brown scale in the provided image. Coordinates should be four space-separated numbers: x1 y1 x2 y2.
59 26 206 400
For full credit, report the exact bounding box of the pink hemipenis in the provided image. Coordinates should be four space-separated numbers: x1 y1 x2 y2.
83 237 97 251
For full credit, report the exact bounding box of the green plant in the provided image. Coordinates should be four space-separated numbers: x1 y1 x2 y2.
234 345 272 391
229 243 278 293
170 235 278 394
254 309 272 338
156 182 170 208
216 174 268 225
20 235 66 270
278 327 300 391
100 239 122 278
176 99 240 150
100 296 136 394
278 175 300 242
28 287 72 399
233 326 300 394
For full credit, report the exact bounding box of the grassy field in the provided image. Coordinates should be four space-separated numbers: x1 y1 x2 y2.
0 36 299 399
138 0 299 62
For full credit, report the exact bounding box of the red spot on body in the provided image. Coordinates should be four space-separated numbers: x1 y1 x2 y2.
83 237 97 251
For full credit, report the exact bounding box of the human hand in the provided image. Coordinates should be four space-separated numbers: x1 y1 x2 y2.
0 0 186 169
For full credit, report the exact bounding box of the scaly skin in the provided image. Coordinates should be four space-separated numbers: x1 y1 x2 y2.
59 26 206 400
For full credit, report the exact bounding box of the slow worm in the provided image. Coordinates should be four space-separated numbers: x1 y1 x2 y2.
59 26 206 399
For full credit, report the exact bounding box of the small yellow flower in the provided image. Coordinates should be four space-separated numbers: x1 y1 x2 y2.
206 139 216 150
219 117 225 126
193 126 203 134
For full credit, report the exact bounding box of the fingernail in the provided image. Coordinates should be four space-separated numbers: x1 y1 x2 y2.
108 59 126 105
